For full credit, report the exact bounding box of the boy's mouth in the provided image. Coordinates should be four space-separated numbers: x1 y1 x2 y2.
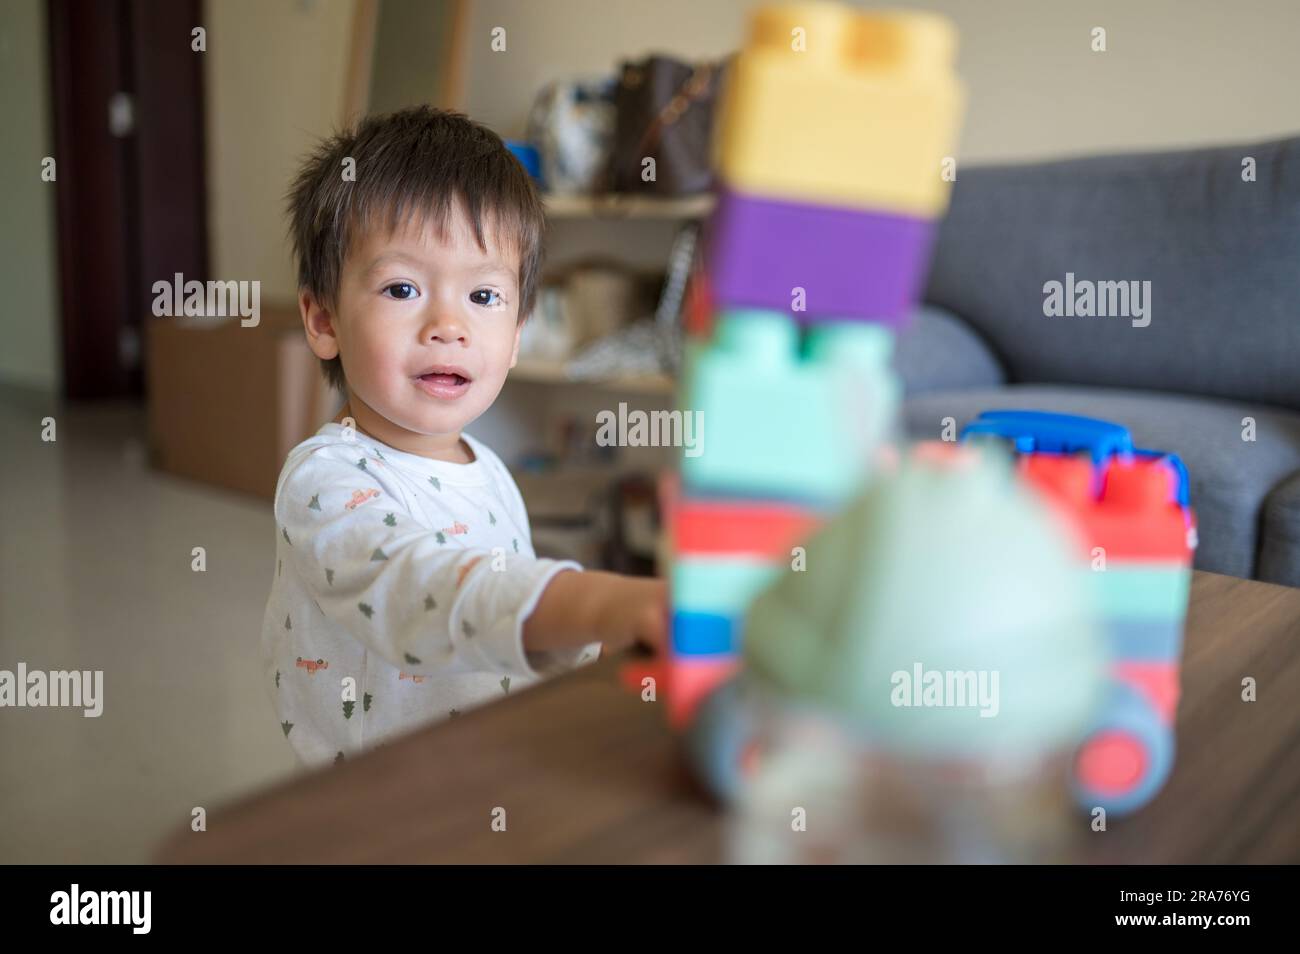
414 365 473 400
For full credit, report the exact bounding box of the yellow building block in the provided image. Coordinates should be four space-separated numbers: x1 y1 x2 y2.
712 2 965 218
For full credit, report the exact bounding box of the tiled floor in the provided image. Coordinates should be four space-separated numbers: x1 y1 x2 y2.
0 393 298 863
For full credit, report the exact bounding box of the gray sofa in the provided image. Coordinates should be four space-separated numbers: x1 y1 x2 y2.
893 135 1300 586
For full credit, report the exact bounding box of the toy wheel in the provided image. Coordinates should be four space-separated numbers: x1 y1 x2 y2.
683 675 762 804
1072 680 1173 817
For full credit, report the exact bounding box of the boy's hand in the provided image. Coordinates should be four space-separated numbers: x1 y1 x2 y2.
591 575 669 655
523 570 668 657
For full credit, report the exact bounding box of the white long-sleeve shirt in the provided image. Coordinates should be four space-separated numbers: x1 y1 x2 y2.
261 422 598 768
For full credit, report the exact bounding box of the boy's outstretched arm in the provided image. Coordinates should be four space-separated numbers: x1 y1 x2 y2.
277 445 596 679
523 570 668 658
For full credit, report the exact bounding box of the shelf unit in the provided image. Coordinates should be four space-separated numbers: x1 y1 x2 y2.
513 193 706 394
543 192 714 221
500 195 703 567
509 358 675 396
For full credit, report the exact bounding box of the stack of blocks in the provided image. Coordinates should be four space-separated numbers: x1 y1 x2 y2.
660 2 965 729
961 411 1198 815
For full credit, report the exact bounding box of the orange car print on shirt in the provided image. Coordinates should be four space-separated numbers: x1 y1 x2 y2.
456 556 484 589
296 656 329 675
442 521 469 536
346 489 381 510
398 671 427 684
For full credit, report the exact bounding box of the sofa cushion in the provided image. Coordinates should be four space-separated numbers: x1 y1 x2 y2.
923 136 1300 411
902 385 1300 580
891 305 1007 395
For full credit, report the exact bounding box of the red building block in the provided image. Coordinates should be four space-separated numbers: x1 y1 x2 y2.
667 656 742 730
684 271 714 340
672 497 822 559
1018 454 1194 562
621 653 740 730
660 470 823 559
1114 660 1180 724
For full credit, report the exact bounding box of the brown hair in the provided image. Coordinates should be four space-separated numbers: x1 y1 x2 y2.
287 105 546 391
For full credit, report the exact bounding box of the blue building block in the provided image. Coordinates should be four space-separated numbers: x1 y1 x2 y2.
961 409 1190 505
673 610 737 656
961 410 1132 465
1107 618 1184 662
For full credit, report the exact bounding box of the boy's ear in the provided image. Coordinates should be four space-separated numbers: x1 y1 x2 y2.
300 289 340 361
508 317 523 369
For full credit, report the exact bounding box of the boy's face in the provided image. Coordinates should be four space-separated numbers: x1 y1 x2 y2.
303 203 523 458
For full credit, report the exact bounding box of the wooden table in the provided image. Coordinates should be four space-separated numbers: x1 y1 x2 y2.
157 571 1300 864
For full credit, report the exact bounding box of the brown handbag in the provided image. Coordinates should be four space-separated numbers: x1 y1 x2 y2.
606 54 729 196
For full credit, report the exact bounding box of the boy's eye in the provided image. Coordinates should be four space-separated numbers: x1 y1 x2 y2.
383 282 418 301
470 289 503 307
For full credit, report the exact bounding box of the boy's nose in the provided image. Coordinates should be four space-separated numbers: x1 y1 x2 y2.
422 311 468 345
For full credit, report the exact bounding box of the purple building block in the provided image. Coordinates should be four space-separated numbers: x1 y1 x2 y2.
706 186 936 326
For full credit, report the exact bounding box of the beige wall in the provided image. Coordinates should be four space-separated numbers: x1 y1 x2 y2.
5 0 1296 394
204 0 356 304
0 0 61 393
462 0 1300 162
368 0 460 115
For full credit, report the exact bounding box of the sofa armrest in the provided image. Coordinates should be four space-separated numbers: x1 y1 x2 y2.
891 304 1007 396
1258 469 1300 588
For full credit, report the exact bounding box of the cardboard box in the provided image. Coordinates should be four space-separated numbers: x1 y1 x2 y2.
145 303 338 499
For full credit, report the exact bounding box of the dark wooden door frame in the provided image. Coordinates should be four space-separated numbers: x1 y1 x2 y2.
130 0 208 366
46 0 207 401
47 0 134 399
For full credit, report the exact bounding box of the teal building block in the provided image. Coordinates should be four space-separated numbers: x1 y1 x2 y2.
1081 565 1192 620
679 309 899 503
672 556 782 617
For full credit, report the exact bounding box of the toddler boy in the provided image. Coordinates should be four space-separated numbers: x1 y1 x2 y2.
263 106 666 767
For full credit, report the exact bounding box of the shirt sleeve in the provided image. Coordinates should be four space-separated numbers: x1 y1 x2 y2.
276 444 584 680
476 440 604 670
